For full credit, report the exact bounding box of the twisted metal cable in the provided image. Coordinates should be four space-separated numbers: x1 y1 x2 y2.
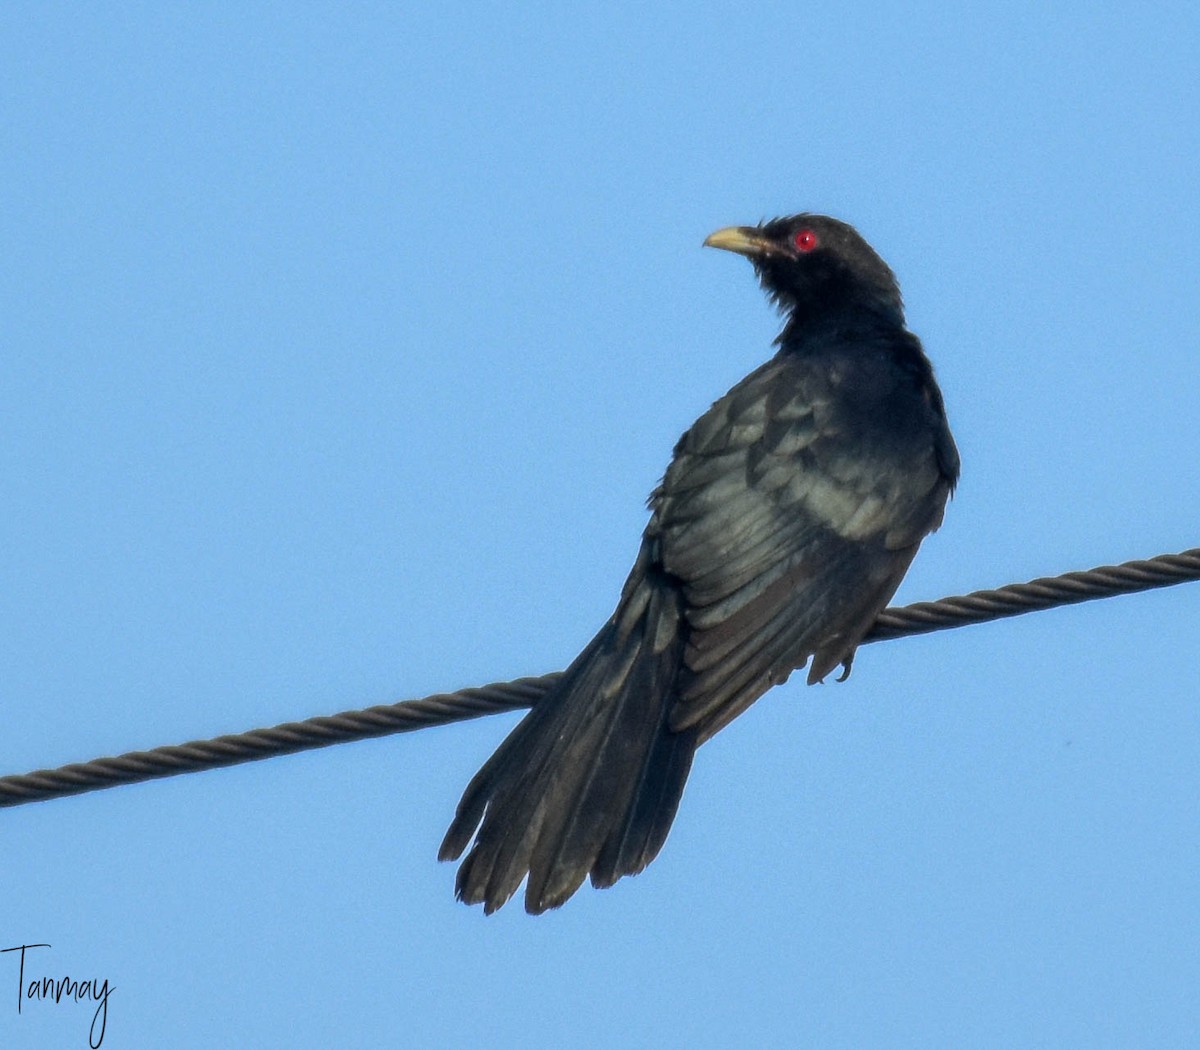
2 546 1197 811
863 547 1200 641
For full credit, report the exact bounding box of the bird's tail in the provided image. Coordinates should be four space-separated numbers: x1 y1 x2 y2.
438 546 697 914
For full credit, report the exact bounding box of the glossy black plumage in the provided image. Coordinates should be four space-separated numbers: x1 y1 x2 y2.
439 214 959 913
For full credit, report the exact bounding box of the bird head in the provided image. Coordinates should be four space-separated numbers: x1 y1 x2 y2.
704 214 904 330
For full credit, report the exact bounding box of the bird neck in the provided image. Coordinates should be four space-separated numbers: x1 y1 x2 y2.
776 299 905 348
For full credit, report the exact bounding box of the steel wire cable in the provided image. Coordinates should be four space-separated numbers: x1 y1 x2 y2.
1 546 1196 810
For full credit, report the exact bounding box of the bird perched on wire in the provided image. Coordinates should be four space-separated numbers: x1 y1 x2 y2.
439 214 959 913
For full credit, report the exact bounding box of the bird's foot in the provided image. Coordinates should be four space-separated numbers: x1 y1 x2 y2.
835 652 855 682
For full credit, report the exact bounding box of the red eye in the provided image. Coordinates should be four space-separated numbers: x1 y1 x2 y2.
793 228 819 253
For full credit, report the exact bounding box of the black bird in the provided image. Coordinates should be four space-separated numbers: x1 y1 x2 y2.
439 214 959 913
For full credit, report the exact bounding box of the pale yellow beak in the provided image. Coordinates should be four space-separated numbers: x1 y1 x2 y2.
702 226 775 257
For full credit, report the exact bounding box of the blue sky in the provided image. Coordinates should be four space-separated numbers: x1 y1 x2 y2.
2 3 1199 1047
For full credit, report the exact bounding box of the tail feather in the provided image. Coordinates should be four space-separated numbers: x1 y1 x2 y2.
526 617 682 909
592 718 696 886
439 566 696 914
440 634 612 909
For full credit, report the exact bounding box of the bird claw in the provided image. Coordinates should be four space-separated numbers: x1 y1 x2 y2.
835 653 855 682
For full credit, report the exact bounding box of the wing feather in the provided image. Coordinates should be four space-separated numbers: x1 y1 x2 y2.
649 340 954 738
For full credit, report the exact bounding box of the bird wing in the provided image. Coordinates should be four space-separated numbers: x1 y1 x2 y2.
650 342 954 741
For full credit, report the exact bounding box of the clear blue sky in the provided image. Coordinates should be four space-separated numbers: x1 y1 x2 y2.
3 4 1198 1048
